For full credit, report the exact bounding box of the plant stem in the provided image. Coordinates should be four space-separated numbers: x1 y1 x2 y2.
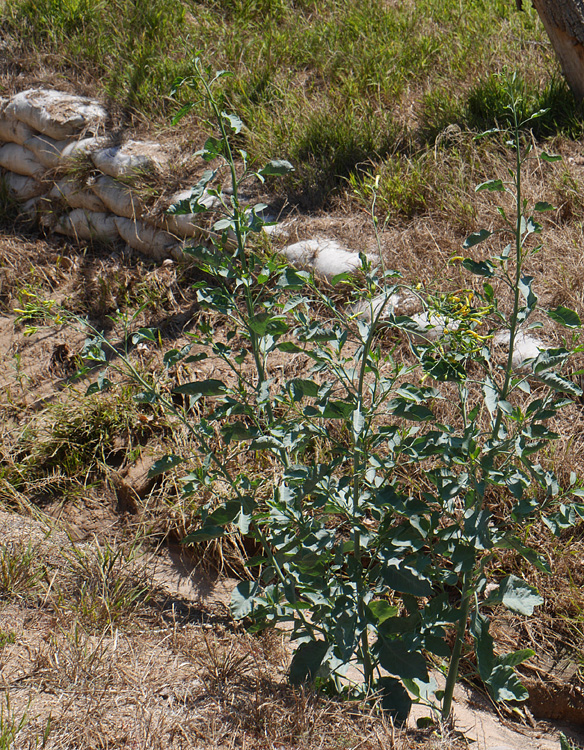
492 93 523 440
441 571 472 720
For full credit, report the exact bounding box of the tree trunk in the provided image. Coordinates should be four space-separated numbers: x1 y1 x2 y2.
531 0 584 100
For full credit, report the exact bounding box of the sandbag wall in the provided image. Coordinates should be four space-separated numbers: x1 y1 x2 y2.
0 88 208 261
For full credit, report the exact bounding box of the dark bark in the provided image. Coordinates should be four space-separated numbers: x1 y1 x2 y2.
531 0 584 100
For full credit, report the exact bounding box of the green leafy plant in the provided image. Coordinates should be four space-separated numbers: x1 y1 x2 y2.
169 66 584 719
18 66 584 723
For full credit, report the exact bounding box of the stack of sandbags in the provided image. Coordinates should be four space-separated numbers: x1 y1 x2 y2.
0 88 185 260
0 87 283 263
0 89 107 216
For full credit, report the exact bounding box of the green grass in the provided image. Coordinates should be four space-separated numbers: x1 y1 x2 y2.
3 0 581 207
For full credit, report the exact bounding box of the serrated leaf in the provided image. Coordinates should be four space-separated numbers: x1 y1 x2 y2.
463 229 492 249
289 640 329 685
148 454 184 478
534 201 555 212
547 306 582 328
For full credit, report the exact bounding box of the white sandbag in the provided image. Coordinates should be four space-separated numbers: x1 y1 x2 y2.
493 330 547 370
60 136 104 161
5 89 107 140
19 196 48 219
348 292 403 322
0 115 35 146
0 143 45 178
280 239 320 266
90 175 140 218
114 217 177 260
49 178 106 212
91 140 166 177
24 133 72 168
2 171 45 200
313 241 377 277
53 209 119 242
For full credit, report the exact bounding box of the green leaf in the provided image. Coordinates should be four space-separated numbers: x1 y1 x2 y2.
173 379 226 396
381 559 433 597
353 406 365 437
171 101 196 125
534 201 555 212
85 374 113 395
321 400 355 419
259 159 294 176
475 179 505 192
148 454 184 478
182 525 225 544
375 637 429 681
368 600 399 625
221 422 254 442
536 370 582 397
289 379 320 400
163 344 192 368
462 258 495 277
377 677 412 726
485 664 528 702
132 327 157 344
463 229 492 248
230 580 261 619
470 611 494 681
222 111 243 133
277 341 303 353
206 501 242 526
289 640 329 685
499 575 542 615
389 399 434 422
547 306 582 328
540 151 562 163
214 218 234 231
199 135 224 161
498 648 534 668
